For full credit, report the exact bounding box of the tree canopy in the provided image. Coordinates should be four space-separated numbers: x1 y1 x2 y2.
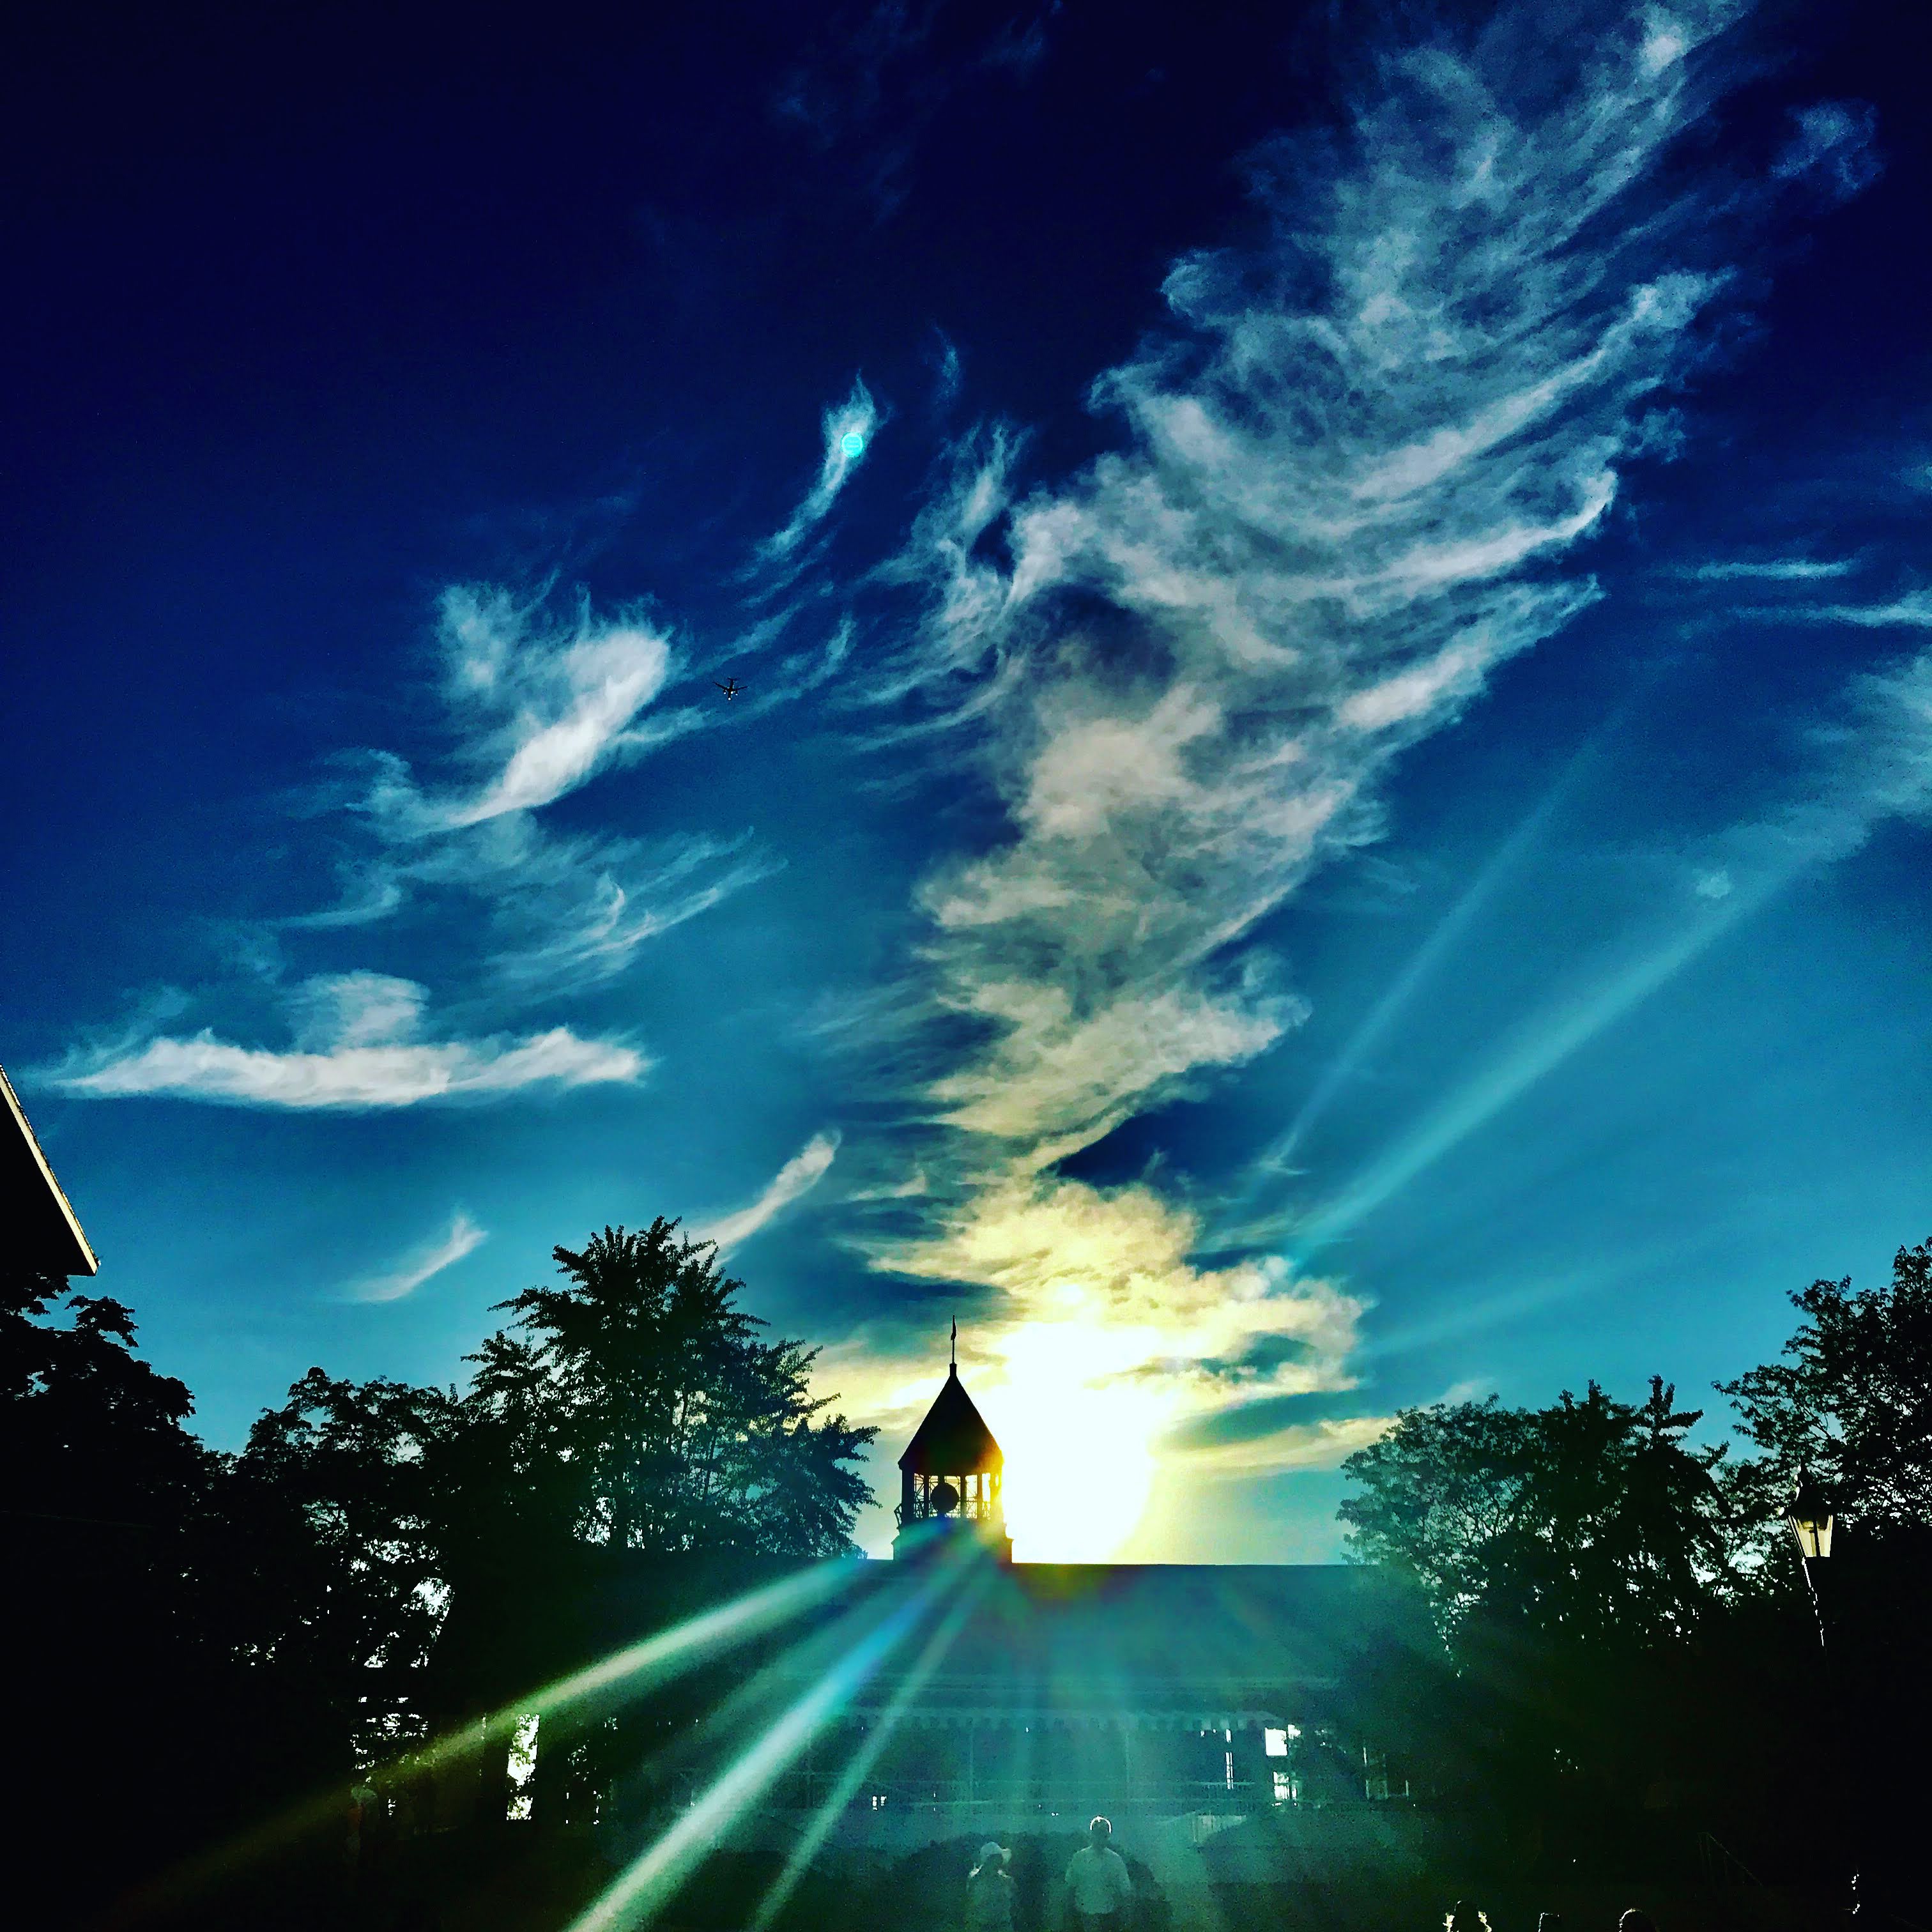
1334 1241 1932 1905
4 1215 878 1919
481 1219 876 1558
1715 1236 1932 1543
1338 1375 1728 1645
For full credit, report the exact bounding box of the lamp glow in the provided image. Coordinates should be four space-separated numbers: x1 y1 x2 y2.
1786 1465 1834 1562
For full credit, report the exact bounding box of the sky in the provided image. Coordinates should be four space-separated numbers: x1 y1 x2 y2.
4 0 1929 1563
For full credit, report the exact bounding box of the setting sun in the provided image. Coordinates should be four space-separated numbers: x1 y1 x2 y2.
979 1321 1177 1563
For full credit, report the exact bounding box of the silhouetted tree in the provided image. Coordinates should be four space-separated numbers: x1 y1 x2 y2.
1618 1377 1731 1627
482 1219 875 1556
2 1265 211 1523
1714 1238 1932 1916
1340 1376 1736 1873
231 1368 464 1757
3 1268 224 1915
1339 1377 1728 1644
1715 1236 1932 1552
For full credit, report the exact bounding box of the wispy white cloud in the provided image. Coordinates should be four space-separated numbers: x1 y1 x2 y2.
929 332 962 412
1773 100 1882 202
394 819 781 997
694 1131 843 1254
408 586 682 829
347 1211 488 1303
68 572 774 1096
827 2 1756 1522
877 16 1744 1152
1161 1409 1398 1475
893 1172 1365 1397
1797 590 1932 629
56 972 644 1110
300 583 772 998
1688 555 1860 580
754 379 881 571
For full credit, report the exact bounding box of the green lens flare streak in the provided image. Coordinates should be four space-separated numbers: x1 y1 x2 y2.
746 1567 994 1932
406 1561 852 1779
565 1549 979 1932
106 1563 850 1922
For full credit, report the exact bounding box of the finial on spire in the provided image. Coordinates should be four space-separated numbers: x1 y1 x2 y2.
951 1314 958 1370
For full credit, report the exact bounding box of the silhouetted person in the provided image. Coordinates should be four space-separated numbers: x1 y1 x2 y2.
344 1781 378 1892
1443 1906 1491 1931
1617 1913 1657 1932
1065 1816 1132 1932
967 1841 1014 1932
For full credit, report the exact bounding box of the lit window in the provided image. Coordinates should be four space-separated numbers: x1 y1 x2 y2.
1264 1728 1289 1758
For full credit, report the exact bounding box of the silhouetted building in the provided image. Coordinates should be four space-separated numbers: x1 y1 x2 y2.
429 1349 1429 1877
894 1331 1011 1562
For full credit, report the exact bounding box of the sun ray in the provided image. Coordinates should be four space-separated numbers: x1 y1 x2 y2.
1298 881 1786 1252
564 1542 985 1932
103 1561 855 1923
1218 712 1630 1247
746 1567 993 1932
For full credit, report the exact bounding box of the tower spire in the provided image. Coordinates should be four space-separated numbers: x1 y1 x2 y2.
893 1331 1009 1561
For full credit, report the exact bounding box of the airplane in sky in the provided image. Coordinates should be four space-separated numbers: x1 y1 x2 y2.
715 678 743 701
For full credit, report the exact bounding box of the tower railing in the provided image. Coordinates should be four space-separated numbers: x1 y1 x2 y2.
895 1485 1001 1528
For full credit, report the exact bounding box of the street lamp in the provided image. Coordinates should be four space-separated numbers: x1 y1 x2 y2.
1785 1466 1835 1656
1785 1466 1834 1566
1784 1467 1862 1915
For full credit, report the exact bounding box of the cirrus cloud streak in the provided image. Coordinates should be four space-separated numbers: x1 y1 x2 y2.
56 973 645 1110
347 1211 489 1303
834 0 1757 1505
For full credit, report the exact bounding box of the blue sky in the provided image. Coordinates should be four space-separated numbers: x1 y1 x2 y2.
5 0 1928 1561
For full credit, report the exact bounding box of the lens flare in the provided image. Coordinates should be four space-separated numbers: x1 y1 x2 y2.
1301 872 1790 1249
565 1545 982 1932
106 1562 854 1923
1218 711 1637 1256
747 1568 992 1932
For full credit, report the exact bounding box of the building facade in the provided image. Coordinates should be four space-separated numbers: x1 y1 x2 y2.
431 1354 1430 1887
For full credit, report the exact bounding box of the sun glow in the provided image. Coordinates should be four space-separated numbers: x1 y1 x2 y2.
982 1321 1176 1562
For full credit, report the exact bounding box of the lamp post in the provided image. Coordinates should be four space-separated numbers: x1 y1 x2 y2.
1784 1464 1834 1648
1784 1467 1863 1915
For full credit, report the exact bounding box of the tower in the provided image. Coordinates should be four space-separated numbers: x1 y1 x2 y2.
892 1324 1011 1561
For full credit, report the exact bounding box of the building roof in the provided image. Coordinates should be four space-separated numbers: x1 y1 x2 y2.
1 1061 96 1277
899 1362 1003 1475
861 1560 1422 1704
438 1547 1434 1722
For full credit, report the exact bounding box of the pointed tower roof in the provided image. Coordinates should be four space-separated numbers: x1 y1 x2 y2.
898 1362 1003 1475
